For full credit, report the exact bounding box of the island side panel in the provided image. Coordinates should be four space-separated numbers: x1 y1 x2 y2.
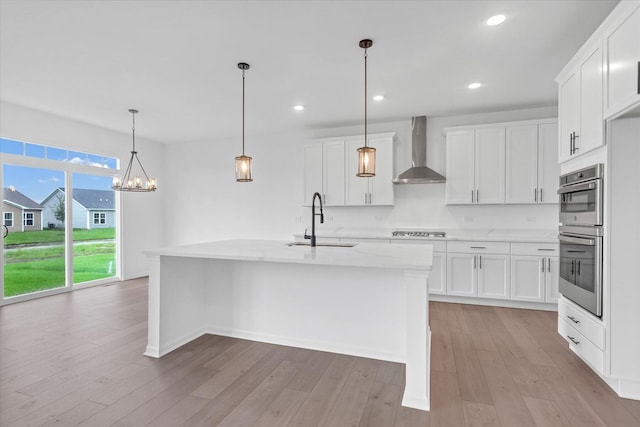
402 269 431 411
146 255 214 358
203 260 409 363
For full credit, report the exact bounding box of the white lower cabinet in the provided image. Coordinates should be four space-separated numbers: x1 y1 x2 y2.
510 243 559 303
558 297 605 374
446 241 510 299
428 252 446 295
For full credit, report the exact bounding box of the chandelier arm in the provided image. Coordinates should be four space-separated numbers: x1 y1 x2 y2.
121 153 136 184
133 152 153 182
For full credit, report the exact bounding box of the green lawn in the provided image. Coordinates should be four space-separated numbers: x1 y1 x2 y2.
4 228 115 246
3 229 117 297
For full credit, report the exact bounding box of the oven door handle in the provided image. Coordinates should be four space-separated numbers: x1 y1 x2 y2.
557 181 596 194
559 234 596 246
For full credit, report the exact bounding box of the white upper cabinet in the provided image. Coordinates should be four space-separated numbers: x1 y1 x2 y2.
303 144 323 206
475 128 506 204
604 2 640 118
445 130 475 204
345 135 394 206
304 133 395 207
506 121 559 204
322 141 346 206
445 127 505 204
558 44 604 163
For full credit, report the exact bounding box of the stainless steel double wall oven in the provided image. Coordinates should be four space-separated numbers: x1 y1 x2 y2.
558 164 604 317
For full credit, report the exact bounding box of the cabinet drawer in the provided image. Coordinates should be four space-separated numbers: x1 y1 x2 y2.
390 239 446 253
447 241 510 254
511 242 558 256
558 317 605 374
558 298 605 350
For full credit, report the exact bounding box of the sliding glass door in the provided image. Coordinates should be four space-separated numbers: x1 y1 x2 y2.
3 164 66 297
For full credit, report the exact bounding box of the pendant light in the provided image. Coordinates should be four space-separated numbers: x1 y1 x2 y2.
356 39 376 177
235 62 253 182
112 109 157 192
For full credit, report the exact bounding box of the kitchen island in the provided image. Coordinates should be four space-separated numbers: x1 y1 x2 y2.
143 239 433 410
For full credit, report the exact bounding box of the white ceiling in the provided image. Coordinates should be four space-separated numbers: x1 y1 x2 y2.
0 0 619 145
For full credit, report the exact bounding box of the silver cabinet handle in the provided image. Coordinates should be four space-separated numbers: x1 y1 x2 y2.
471 189 474 203
541 258 545 272
567 335 580 345
547 257 551 273
567 315 580 324
479 255 482 269
538 248 555 251
470 246 486 249
540 188 543 202
476 189 479 203
473 255 476 269
534 188 537 202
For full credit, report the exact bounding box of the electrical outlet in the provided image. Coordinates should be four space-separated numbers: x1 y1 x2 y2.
526 216 537 223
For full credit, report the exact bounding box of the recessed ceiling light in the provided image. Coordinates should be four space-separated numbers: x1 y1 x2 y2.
373 95 384 101
468 82 482 89
293 105 304 111
486 14 506 26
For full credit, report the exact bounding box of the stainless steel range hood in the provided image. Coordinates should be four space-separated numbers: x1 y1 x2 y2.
393 116 446 184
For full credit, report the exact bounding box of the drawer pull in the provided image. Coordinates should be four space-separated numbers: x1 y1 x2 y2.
567 315 580 324
537 248 555 251
567 335 580 345
470 246 486 249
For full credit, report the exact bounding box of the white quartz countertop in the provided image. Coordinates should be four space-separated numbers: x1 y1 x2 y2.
144 239 433 270
293 227 558 243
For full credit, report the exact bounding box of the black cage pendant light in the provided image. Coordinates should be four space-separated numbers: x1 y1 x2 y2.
112 109 157 192
356 39 376 178
235 62 253 182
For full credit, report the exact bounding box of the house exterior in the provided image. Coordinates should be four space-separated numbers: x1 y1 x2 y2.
2 187 43 232
41 188 115 230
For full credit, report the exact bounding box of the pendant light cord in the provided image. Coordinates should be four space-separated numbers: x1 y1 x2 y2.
131 110 136 153
364 47 368 148
242 69 245 156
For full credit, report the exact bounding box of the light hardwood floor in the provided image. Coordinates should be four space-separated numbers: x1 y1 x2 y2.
1 278 640 426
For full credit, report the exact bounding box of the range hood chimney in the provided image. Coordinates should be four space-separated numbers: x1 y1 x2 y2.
393 116 446 184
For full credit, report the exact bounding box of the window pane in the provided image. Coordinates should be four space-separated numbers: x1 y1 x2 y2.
72 173 116 285
102 157 118 169
25 143 46 159
69 151 88 165
47 147 68 162
0 138 24 155
3 165 66 297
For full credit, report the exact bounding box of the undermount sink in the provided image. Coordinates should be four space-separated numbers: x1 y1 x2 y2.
285 242 357 248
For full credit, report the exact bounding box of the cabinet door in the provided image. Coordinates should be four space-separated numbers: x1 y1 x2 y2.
446 253 476 296
475 127 506 204
303 144 323 206
511 255 545 302
506 125 538 204
545 257 560 303
428 253 446 295
538 122 559 204
605 4 640 116
477 254 510 299
368 136 394 205
579 45 604 155
559 72 579 162
445 130 475 204
323 141 346 206
345 139 369 205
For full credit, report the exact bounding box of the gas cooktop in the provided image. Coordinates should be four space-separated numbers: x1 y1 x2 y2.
391 230 446 238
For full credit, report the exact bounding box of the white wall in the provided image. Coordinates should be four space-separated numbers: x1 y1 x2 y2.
0 102 165 279
164 105 560 246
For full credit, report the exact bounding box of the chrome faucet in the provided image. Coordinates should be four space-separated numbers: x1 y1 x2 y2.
304 192 324 247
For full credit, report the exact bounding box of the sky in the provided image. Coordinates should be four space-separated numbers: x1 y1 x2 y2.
3 165 112 203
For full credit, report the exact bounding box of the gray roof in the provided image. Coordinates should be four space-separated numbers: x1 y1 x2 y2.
71 188 115 210
3 188 42 210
